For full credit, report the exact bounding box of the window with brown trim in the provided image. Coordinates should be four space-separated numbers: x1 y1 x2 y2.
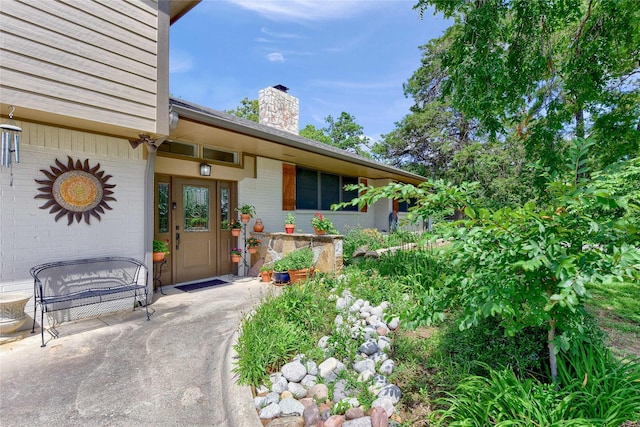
282 163 296 210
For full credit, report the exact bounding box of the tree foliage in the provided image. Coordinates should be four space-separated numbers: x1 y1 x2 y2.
224 97 259 122
335 140 640 382
413 0 640 171
323 112 370 156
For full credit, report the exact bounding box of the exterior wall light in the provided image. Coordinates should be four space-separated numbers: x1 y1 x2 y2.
199 163 211 176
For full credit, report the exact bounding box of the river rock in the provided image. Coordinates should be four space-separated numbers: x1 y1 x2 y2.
282 360 307 383
280 397 305 416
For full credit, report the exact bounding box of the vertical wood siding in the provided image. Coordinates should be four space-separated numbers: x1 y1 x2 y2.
0 0 160 133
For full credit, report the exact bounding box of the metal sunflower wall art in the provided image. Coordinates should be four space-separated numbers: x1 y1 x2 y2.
35 156 116 225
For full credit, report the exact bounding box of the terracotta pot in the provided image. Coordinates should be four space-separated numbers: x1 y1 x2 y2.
253 219 264 232
285 224 295 234
231 228 241 237
260 270 271 282
288 268 310 284
153 252 166 262
247 247 257 254
314 228 326 235
240 214 251 223
231 254 241 263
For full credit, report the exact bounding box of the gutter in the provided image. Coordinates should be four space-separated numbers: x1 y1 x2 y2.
170 98 426 183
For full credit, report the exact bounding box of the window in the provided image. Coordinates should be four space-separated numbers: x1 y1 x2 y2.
202 147 238 165
295 167 358 211
158 141 197 157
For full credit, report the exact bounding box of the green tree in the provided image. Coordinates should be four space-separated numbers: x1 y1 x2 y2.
335 140 640 382
225 97 259 122
413 0 640 173
324 112 370 156
299 124 331 144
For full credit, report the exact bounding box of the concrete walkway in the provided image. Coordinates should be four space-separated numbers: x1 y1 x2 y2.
0 277 270 427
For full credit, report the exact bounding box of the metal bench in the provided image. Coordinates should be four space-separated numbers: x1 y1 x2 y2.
30 257 150 347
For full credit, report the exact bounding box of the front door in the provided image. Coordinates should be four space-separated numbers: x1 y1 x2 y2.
173 178 234 283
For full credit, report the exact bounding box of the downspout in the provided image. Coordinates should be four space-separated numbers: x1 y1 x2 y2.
145 151 157 304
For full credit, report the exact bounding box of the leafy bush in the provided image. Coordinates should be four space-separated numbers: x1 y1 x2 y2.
438 315 548 380
342 227 385 264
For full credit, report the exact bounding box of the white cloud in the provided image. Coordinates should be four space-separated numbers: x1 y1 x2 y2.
225 0 386 22
169 51 193 73
261 27 303 39
266 52 285 62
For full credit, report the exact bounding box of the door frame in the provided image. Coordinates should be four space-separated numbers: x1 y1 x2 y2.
154 175 237 286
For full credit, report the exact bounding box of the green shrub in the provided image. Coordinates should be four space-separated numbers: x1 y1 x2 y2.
438 315 549 380
342 227 385 265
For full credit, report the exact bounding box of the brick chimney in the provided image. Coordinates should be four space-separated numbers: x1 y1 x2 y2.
258 85 299 135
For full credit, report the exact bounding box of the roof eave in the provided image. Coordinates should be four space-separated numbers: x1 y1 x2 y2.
170 100 427 184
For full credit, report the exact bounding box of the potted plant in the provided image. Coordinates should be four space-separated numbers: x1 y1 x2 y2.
188 216 208 229
311 212 334 235
153 239 170 262
230 247 242 263
272 258 290 285
259 264 272 283
284 212 296 234
282 247 314 284
246 236 261 254
229 218 243 236
236 204 256 223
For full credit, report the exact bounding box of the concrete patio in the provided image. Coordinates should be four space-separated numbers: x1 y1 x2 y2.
0 276 270 427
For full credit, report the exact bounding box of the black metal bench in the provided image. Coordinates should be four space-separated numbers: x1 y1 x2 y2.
30 257 150 347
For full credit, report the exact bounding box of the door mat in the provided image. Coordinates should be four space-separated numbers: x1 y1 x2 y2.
175 279 228 292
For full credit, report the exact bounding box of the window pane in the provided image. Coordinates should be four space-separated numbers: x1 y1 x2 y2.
296 168 318 210
184 186 209 231
341 176 358 211
320 173 340 210
220 186 230 229
157 183 169 233
158 141 197 157
203 147 237 164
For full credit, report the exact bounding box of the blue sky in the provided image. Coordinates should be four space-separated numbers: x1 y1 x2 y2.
169 0 451 141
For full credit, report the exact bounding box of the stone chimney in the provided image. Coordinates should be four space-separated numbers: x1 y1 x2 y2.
258 85 299 135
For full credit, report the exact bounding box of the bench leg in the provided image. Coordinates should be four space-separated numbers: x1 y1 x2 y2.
40 308 46 347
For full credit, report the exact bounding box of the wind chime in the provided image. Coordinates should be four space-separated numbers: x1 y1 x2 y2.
1 106 22 186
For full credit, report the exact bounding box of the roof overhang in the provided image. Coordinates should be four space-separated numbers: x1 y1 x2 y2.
169 98 427 185
169 0 201 25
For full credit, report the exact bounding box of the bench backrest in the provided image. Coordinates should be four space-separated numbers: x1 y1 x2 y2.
30 257 147 299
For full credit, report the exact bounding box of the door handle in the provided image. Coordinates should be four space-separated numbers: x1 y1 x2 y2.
175 232 180 250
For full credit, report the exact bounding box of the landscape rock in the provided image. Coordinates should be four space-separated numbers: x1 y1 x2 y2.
307 383 329 402
325 415 346 427
359 340 379 356
379 360 395 375
272 375 289 394
282 360 307 383
318 357 338 378
353 359 375 374
370 397 395 417
266 416 305 427
370 407 389 427
265 416 304 427
378 385 401 405
280 397 305 416
345 407 365 420
343 416 372 427
301 374 318 389
303 404 321 426
260 402 282 419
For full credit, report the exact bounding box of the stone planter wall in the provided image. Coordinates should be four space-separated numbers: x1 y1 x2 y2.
251 232 343 274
